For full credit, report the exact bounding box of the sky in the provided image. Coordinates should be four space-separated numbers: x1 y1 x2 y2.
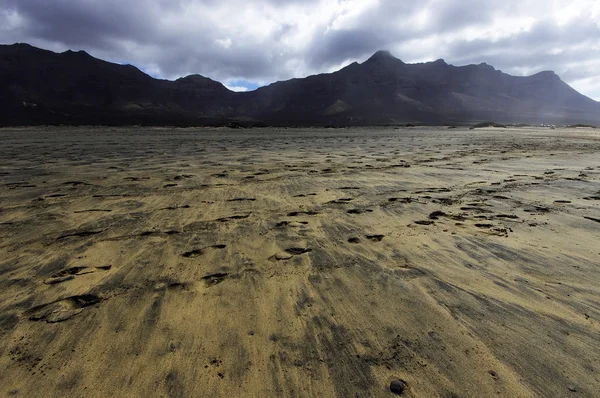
1 0 599 100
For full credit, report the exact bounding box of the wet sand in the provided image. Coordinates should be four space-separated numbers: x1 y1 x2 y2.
0 126 599 397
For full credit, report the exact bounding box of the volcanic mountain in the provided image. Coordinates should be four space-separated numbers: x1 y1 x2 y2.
1 44 599 126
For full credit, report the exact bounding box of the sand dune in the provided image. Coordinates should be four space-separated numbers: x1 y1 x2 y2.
0 126 599 397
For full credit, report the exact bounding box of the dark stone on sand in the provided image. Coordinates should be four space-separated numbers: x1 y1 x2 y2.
217 214 251 222
524 206 550 213
389 197 413 203
347 209 373 214
287 211 319 216
182 249 204 258
285 247 312 255
414 220 434 225
475 223 494 228
390 379 406 395
274 252 293 260
584 216 600 223
201 273 228 286
429 210 447 220
496 214 519 219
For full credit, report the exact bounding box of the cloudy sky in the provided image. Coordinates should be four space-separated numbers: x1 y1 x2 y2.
1 0 599 99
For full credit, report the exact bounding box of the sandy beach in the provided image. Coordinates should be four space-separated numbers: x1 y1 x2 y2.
0 126 599 397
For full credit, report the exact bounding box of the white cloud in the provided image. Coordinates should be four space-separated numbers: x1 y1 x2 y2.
224 85 249 92
216 37 232 49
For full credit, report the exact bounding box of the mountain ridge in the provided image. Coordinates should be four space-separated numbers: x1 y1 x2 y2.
1 43 598 126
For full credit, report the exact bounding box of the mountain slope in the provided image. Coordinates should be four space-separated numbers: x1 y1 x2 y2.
243 50 600 125
1 44 598 126
0 43 239 125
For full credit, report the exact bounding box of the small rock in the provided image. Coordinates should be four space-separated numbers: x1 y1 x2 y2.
275 252 293 260
414 220 434 226
567 385 577 392
390 379 406 395
428 210 447 220
285 247 312 255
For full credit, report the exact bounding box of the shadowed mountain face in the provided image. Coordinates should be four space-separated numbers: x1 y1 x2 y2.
0 44 241 125
1 44 599 126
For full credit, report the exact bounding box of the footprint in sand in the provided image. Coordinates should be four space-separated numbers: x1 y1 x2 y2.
26 294 102 323
389 197 414 203
348 235 384 243
287 211 319 216
57 230 104 240
182 245 227 258
216 214 251 222
44 265 111 284
272 247 312 261
495 214 519 220
276 221 308 228
327 198 354 204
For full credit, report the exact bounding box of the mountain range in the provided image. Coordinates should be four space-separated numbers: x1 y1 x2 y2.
1 43 599 126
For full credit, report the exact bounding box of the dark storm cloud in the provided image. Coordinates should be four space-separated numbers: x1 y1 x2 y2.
442 19 600 76
427 0 496 28
1 0 599 99
306 28 394 69
3 0 159 48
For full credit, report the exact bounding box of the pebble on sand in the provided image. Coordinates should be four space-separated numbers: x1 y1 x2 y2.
390 379 406 395
275 252 293 260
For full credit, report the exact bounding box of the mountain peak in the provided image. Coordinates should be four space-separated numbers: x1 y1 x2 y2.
368 50 396 61
62 49 92 58
533 70 557 77
11 43 34 48
529 70 560 83
177 74 219 84
178 74 209 81
176 74 228 90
